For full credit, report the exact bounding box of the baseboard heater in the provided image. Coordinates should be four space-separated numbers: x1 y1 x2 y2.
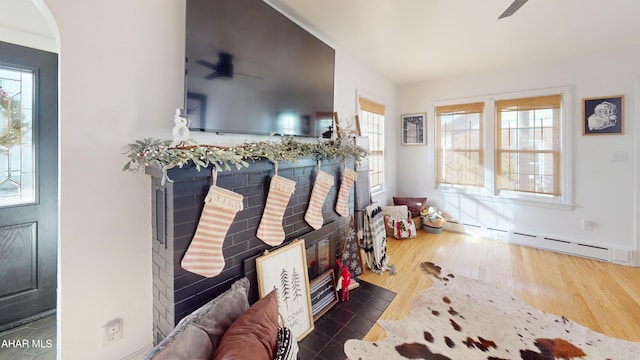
445 221 611 262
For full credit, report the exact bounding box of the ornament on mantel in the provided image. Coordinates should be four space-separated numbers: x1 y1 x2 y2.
171 108 191 146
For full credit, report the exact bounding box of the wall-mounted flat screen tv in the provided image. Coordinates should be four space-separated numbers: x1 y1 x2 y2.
185 0 336 137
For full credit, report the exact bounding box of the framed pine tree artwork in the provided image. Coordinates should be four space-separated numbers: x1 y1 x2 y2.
256 239 314 340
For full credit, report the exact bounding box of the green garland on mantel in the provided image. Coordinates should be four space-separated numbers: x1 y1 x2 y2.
122 136 368 183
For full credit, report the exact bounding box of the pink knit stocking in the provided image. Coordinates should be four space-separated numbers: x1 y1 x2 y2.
257 174 296 246
181 170 243 278
335 167 357 217
304 167 334 230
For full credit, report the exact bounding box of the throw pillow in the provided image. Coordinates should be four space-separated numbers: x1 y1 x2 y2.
393 197 427 218
147 325 212 360
144 277 250 360
274 326 300 360
387 217 417 239
195 278 251 349
212 289 280 360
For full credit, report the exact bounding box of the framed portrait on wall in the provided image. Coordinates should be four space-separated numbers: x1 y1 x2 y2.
582 95 624 135
401 113 426 145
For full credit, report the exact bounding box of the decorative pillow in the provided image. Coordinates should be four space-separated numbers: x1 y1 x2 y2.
387 217 417 239
195 279 251 349
212 289 280 360
147 325 212 360
144 277 250 360
274 326 300 360
212 290 278 360
393 197 427 218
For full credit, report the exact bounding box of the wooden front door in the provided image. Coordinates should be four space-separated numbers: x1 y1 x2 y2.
0 41 58 329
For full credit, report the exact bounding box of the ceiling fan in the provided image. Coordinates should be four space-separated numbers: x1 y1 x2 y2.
498 0 528 19
195 52 262 80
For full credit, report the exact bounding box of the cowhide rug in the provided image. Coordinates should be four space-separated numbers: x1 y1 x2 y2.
344 262 640 359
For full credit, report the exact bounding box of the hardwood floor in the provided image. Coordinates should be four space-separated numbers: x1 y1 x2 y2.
357 229 640 343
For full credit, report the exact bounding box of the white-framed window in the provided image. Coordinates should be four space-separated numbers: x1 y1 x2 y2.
435 102 484 189
434 87 572 206
358 96 385 192
495 95 562 197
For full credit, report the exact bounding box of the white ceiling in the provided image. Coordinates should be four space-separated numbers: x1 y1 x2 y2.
272 0 640 84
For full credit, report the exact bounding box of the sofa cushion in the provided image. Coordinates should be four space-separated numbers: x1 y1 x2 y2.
393 197 427 218
144 277 251 359
212 289 279 360
148 324 213 360
194 278 251 349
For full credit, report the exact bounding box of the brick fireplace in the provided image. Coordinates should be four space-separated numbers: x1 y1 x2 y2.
146 157 354 344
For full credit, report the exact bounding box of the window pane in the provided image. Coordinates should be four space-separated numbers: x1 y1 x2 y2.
436 104 483 188
496 95 561 196
0 68 34 206
361 108 384 190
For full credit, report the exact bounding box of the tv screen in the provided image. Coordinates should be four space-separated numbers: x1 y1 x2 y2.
185 0 336 137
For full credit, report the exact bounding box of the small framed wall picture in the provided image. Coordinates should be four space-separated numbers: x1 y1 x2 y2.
401 113 426 145
582 95 624 135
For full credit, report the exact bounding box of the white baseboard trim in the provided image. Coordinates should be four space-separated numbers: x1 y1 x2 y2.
443 221 638 267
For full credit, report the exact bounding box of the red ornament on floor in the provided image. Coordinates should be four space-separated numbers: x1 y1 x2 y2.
336 259 351 301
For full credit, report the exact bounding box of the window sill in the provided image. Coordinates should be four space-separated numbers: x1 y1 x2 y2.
371 188 386 199
439 188 575 211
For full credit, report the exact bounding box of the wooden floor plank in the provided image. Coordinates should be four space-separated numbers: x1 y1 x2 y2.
357 229 640 343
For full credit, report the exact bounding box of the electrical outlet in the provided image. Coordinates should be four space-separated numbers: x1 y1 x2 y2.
581 219 595 231
103 318 123 346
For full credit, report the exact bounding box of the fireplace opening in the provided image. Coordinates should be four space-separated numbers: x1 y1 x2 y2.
243 221 339 304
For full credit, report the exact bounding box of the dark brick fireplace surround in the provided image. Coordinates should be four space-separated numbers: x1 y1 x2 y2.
146 157 355 344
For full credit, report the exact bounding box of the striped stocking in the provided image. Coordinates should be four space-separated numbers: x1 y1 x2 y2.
181 172 243 278
257 175 296 246
335 167 357 217
304 169 334 230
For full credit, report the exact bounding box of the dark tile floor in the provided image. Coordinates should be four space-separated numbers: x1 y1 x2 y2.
0 316 56 360
299 280 396 360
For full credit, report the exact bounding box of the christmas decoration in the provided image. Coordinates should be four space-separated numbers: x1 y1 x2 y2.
181 169 243 277
304 162 334 230
335 166 357 217
170 109 192 147
122 136 368 185
257 170 296 246
0 87 25 149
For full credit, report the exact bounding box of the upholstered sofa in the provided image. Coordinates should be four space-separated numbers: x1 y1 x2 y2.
144 277 298 360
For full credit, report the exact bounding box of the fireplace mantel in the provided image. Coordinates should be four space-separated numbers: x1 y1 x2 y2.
146 157 354 344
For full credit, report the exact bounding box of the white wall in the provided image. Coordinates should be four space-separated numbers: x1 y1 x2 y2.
20 0 397 359
397 46 639 261
41 0 185 358
333 49 398 205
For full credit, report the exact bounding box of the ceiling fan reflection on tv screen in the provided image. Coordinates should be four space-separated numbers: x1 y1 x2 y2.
195 51 263 80
184 0 336 137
